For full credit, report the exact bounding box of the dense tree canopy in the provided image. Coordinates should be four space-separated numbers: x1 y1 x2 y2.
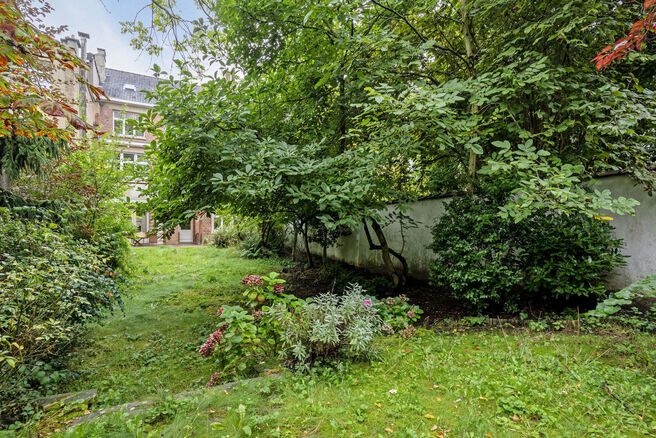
128 0 656 281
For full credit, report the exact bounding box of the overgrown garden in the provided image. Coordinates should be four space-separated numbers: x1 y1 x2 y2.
1 0 656 435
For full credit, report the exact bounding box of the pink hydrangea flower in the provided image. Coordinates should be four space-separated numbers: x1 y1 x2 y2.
198 324 228 358
206 371 223 388
242 275 263 287
363 299 372 309
216 307 224 318
273 283 284 293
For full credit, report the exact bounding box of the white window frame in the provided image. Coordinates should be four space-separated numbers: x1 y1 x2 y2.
118 152 147 169
113 110 146 139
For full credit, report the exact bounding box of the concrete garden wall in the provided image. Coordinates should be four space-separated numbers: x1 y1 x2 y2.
297 174 655 290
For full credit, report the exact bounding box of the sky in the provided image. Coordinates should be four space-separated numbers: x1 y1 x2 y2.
44 0 199 75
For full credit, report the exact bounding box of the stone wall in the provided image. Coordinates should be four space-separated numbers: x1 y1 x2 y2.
296 174 655 290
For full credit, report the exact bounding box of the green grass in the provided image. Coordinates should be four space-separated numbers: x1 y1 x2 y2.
18 246 656 437
61 246 285 407
52 329 656 437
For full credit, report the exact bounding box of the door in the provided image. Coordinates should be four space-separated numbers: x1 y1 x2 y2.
179 221 193 243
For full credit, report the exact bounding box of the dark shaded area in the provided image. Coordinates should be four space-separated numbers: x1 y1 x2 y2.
281 260 465 323
280 257 602 322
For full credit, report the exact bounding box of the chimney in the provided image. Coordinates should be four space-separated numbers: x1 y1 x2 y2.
94 48 106 83
61 36 81 58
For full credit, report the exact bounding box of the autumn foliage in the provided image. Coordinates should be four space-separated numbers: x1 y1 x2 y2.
593 0 656 69
0 0 106 141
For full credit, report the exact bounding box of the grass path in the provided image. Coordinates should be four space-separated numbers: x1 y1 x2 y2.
63 246 283 407
33 247 656 437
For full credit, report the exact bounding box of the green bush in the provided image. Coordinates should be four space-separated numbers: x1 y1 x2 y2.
240 228 285 259
0 207 125 422
429 190 625 312
273 284 382 372
375 294 423 333
211 227 243 248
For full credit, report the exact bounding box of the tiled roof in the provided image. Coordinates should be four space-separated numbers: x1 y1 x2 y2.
101 68 160 104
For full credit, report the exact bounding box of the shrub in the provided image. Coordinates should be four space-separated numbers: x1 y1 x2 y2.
198 305 263 375
240 231 285 259
0 207 125 421
375 294 423 333
429 190 624 312
211 227 243 248
241 272 286 307
273 284 382 372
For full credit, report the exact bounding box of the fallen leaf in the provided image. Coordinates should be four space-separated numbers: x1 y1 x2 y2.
485 433 492 438
385 427 394 433
479 395 488 401
424 413 435 419
512 414 519 422
436 396 442 401
431 425 438 431
389 389 398 394
375 403 382 408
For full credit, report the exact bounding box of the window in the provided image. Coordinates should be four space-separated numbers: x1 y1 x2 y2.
118 152 148 169
134 215 148 233
113 111 145 138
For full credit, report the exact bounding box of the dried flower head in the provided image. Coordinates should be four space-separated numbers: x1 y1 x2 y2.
399 294 408 303
386 297 396 306
273 283 285 293
242 275 263 287
399 325 415 339
216 307 224 318
406 309 417 319
206 371 223 388
252 310 264 322
198 325 228 358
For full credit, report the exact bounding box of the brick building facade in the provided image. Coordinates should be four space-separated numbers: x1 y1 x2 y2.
62 33 214 245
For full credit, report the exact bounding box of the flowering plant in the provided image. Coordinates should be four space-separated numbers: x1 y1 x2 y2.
198 305 266 381
242 272 286 307
375 294 423 333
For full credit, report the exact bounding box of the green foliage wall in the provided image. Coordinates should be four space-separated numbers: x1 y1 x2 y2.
429 185 625 312
0 206 127 423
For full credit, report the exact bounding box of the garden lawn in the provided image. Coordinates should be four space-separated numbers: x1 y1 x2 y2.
60 246 284 407
29 246 656 437
54 328 656 437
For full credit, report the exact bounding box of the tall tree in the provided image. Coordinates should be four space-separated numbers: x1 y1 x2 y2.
125 0 655 281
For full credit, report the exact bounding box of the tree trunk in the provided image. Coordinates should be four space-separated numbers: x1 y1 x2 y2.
291 223 298 262
362 218 407 287
0 169 9 192
462 0 479 194
302 222 313 268
322 243 327 266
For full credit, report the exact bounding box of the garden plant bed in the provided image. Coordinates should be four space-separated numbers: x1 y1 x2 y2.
282 258 598 324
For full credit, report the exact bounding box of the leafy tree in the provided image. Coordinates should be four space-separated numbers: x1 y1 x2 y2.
593 0 656 69
16 135 135 269
0 0 106 189
124 0 654 285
